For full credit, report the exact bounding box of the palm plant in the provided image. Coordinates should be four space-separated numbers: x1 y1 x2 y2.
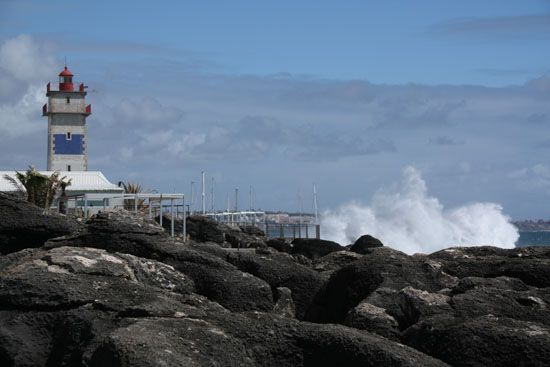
4 166 71 209
121 181 146 210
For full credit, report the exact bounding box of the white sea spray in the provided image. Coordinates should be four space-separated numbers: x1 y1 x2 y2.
321 166 519 254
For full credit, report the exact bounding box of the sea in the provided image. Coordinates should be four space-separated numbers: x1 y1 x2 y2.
516 231 550 247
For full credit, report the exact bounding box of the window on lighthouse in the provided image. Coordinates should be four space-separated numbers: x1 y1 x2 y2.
66 132 71 140
66 97 70 104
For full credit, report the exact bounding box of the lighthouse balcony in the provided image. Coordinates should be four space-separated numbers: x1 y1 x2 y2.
42 103 92 116
46 82 87 96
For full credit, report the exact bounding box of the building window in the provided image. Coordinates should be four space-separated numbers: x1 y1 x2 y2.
67 165 71 171
66 132 71 140
66 97 70 104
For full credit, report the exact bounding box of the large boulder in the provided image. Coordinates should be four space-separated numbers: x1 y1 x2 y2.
448 276 550 327
0 245 216 366
265 238 292 253
398 287 453 328
87 312 449 367
402 314 550 367
224 250 326 319
312 250 363 276
0 193 80 254
239 224 265 237
185 215 227 243
45 211 275 313
0 246 196 312
350 234 384 254
185 215 266 248
290 238 342 260
344 300 401 340
429 246 550 288
306 247 456 323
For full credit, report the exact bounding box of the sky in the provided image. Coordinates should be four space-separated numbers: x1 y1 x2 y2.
0 0 549 219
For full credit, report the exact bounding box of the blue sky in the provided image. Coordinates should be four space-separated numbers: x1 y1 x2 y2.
0 0 549 218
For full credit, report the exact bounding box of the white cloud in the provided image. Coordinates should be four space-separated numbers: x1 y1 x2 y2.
0 35 57 83
0 85 46 137
509 164 550 193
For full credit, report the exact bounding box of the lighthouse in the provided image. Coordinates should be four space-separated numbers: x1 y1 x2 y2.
42 66 92 171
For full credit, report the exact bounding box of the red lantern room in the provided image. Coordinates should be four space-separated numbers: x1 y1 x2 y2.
58 66 74 91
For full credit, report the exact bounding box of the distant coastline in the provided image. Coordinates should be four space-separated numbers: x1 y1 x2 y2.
512 220 550 232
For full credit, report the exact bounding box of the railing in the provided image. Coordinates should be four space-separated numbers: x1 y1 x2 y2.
41 103 92 115
46 82 86 93
219 220 320 240
265 223 321 240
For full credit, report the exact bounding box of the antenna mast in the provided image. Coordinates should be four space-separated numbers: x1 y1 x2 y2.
190 181 195 215
298 190 303 227
313 184 319 223
201 171 206 215
249 185 253 211
211 177 215 212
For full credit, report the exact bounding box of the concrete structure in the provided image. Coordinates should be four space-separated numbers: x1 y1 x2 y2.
43 66 92 171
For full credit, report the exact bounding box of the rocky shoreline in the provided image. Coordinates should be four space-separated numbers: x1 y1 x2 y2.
1 192 550 366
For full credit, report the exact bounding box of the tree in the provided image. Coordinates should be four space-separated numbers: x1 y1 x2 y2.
121 181 146 210
4 166 71 209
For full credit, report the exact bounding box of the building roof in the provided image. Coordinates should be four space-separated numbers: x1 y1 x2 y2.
0 171 123 193
59 66 73 77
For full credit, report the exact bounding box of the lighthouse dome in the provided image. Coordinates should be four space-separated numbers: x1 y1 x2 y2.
59 66 73 77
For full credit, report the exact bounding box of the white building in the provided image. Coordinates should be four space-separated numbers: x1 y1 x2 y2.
0 171 124 213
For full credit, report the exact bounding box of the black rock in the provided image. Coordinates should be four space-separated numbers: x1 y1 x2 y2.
224 250 326 319
290 238 342 260
313 250 363 276
0 193 80 254
185 215 265 248
0 245 448 367
429 246 550 288
265 238 292 253
185 215 227 243
306 247 455 323
402 314 550 367
45 211 275 313
239 224 265 237
448 276 550 327
398 286 453 328
350 234 384 254
273 287 296 318
344 300 401 340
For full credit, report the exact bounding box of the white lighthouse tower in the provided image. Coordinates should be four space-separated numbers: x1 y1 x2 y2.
43 66 92 171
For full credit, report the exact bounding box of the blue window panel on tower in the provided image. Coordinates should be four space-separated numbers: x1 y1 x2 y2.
53 134 84 155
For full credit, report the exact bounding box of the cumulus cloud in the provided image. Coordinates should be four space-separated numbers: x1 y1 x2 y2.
0 35 54 138
0 35 57 83
321 166 519 254
0 85 45 137
509 164 550 194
